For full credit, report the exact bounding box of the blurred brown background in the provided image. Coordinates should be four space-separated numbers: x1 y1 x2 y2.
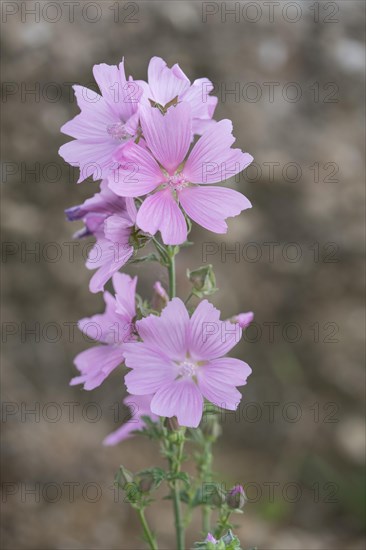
1 1 365 549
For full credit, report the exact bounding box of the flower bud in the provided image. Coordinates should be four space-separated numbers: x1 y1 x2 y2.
187 265 217 298
138 472 156 493
115 465 134 489
152 281 169 311
230 312 254 329
226 485 246 510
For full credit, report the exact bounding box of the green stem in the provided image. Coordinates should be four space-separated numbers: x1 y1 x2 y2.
167 247 176 299
137 508 158 550
201 440 213 537
170 439 185 550
214 509 231 539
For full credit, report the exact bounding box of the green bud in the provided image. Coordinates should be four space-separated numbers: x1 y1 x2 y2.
138 473 154 493
201 413 222 441
187 265 218 298
115 465 134 489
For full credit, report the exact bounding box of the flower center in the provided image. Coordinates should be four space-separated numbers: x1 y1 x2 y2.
107 122 131 142
178 360 197 379
168 173 189 191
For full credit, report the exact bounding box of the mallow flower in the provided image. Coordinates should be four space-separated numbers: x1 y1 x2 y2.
65 180 137 293
110 103 253 245
103 394 158 446
59 59 142 182
70 273 137 390
137 56 217 134
123 298 252 428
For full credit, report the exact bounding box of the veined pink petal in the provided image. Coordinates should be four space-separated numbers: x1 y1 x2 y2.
87 238 133 293
188 300 241 361
150 379 203 428
59 138 117 183
147 56 190 106
104 214 132 243
78 291 120 344
181 77 218 123
140 103 192 175
136 189 188 245
113 273 137 320
71 345 123 390
124 347 178 394
199 358 252 386
68 85 113 119
135 298 189 360
109 142 163 197
197 372 242 411
123 342 176 370
184 119 253 184
93 61 142 121
179 186 252 233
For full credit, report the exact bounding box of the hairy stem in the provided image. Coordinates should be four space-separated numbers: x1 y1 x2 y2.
137 508 158 550
169 438 185 550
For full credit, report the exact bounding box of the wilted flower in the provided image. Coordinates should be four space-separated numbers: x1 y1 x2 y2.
226 485 246 510
123 298 252 427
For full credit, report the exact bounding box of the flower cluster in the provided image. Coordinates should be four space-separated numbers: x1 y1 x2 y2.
61 56 254 433
61 56 254 547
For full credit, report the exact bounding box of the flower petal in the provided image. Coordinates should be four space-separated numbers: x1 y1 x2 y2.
71 345 123 390
113 273 137 321
140 103 192 174
150 379 203 428
59 138 118 182
179 185 251 233
184 119 253 184
124 344 177 394
93 61 142 121
147 56 190 106
136 298 189 360
109 142 163 197
188 300 241 361
87 238 133 293
197 373 242 411
199 358 252 386
136 189 188 245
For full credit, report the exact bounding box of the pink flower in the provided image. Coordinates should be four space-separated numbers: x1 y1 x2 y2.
110 103 253 245
230 311 254 329
103 394 158 446
67 181 138 293
59 59 142 183
123 298 252 428
137 56 217 134
70 273 137 390
205 533 217 543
